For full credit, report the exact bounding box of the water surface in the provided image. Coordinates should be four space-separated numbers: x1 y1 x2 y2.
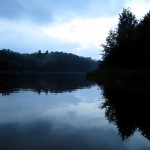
0 73 149 150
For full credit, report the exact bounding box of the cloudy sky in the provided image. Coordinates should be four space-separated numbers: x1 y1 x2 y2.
0 0 150 60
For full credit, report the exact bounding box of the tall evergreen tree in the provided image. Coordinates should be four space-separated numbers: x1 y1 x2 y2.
117 8 138 68
101 8 138 69
101 29 118 68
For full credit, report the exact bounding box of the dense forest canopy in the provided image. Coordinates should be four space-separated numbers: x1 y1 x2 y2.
0 49 99 72
100 8 150 70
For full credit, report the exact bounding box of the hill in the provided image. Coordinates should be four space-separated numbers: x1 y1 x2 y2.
0 49 99 72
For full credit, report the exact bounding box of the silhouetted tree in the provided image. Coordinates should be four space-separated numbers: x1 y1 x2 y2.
135 11 150 69
101 29 118 68
101 8 139 69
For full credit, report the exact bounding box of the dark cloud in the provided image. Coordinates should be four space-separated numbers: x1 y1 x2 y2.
0 0 53 24
0 0 124 24
0 0 23 19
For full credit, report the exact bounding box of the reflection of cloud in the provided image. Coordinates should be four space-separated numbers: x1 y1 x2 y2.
0 91 80 124
0 120 128 150
0 119 148 150
67 111 77 119
0 86 106 129
44 102 107 129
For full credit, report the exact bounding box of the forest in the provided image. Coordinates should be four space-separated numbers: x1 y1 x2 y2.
101 8 150 69
0 49 99 72
87 8 150 81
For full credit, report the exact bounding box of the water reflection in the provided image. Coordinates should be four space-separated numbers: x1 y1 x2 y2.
99 81 150 141
0 120 126 150
0 73 94 95
0 73 150 150
0 81 126 150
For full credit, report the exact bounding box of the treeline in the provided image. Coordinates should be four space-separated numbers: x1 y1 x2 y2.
0 49 99 72
100 8 150 70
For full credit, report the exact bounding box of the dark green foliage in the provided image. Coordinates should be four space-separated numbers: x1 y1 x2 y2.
100 8 150 70
0 49 98 72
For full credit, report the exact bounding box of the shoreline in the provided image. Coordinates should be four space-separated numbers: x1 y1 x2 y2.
86 69 150 84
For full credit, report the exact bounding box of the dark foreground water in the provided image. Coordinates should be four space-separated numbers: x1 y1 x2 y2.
0 73 150 150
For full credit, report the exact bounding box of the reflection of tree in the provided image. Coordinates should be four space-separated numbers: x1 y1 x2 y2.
100 82 150 141
0 73 94 95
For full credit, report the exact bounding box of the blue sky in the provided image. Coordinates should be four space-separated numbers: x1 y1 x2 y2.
0 0 150 60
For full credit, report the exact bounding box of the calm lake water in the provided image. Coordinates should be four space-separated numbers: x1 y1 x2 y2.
0 73 150 150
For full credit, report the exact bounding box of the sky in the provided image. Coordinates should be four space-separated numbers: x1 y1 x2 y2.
0 0 150 60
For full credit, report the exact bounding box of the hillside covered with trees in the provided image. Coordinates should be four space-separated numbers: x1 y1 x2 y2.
0 49 99 72
87 8 150 81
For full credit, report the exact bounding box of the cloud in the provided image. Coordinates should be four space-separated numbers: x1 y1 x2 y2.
43 16 118 58
125 0 150 19
43 17 117 45
0 0 124 24
0 0 53 24
3 0 147 59
0 19 81 53
0 0 23 19
0 10 118 59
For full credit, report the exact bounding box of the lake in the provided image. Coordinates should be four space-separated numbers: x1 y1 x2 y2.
0 73 150 150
